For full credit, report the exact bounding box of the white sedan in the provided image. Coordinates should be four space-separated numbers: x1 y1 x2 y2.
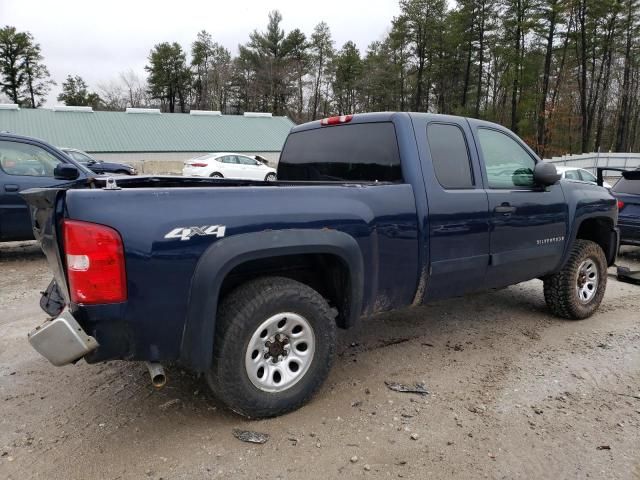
556 166 612 189
182 153 277 181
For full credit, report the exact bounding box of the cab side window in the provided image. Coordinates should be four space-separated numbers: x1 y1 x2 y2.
477 129 536 189
427 123 474 189
238 156 258 166
564 169 581 180
0 140 61 177
580 169 597 183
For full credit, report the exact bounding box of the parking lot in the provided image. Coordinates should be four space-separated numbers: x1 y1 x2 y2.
1 241 639 479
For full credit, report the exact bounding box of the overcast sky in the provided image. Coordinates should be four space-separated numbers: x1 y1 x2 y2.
0 0 401 105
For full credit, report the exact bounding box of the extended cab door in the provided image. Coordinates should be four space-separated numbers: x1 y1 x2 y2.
415 116 491 300
0 139 81 241
470 123 568 288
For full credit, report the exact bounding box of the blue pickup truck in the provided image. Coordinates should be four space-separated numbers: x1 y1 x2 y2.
23 113 619 418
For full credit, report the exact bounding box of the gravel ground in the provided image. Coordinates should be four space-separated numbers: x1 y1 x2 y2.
1 242 639 480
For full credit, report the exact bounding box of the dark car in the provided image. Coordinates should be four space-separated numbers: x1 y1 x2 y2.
61 148 137 175
610 169 640 246
0 133 93 241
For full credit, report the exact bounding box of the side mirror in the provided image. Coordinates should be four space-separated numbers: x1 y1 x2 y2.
533 162 561 187
54 164 80 180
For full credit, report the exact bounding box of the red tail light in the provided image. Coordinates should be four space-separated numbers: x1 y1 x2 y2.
321 115 353 126
189 162 208 167
63 219 127 304
617 200 625 211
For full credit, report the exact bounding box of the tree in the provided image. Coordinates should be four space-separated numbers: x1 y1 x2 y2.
283 28 310 121
615 0 639 151
22 39 54 108
332 41 363 114
400 0 447 111
0 26 28 104
57 75 102 108
191 31 233 112
146 42 191 112
535 0 565 156
0 26 53 107
238 10 295 115
309 22 334 120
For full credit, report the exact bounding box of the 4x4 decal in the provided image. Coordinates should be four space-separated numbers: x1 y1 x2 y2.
164 225 226 241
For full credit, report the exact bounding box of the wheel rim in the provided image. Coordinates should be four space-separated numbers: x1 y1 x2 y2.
245 312 315 393
576 258 599 303
266 174 276 181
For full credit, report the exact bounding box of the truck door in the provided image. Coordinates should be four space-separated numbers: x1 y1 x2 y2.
415 118 490 300
0 139 75 241
472 125 568 288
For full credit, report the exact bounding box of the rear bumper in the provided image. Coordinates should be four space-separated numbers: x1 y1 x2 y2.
28 309 98 366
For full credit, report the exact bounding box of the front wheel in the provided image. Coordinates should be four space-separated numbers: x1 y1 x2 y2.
206 277 336 418
543 239 607 319
265 173 277 182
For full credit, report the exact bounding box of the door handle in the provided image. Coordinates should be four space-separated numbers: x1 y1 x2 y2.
4 184 19 192
494 203 516 214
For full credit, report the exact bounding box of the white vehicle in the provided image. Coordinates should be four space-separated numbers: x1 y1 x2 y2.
556 166 612 189
182 153 277 181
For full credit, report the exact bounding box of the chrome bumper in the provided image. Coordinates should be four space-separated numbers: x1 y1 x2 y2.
28 309 98 366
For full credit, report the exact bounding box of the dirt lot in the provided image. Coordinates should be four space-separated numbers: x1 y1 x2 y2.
1 242 639 480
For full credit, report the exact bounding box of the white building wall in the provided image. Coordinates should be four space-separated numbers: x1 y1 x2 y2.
90 151 282 174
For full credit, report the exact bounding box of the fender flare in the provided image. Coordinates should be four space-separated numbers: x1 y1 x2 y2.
566 213 618 266
179 229 364 371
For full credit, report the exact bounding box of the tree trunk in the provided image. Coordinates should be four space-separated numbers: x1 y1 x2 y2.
475 0 486 117
578 0 589 152
536 1 557 157
510 0 522 134
615 0 633 151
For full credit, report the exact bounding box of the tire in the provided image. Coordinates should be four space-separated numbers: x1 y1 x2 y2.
543 239 607 320
210 172 223 178
265 173 277 182
206 277 337 418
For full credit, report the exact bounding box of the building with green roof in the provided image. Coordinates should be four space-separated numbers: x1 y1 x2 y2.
0 106 295 173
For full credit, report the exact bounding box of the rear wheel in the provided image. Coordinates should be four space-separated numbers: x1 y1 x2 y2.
206 277 336 418
543 239 607 319
265 173 277 182
210 172 223 178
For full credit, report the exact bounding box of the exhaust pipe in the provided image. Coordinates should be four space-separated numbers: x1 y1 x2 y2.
145 362 166 388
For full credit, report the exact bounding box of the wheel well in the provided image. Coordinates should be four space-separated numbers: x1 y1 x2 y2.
576 217 615 263
219 254 352 328
210 172 223 177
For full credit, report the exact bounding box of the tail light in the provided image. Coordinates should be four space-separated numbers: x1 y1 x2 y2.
189 162 208 167
617 200 625 211
63 219 127 304
321 115 353 126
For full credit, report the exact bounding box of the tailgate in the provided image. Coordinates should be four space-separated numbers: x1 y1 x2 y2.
21 187 71 307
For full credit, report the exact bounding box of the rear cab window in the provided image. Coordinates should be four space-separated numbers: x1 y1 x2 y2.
277 122 402 182
426 123 474 189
